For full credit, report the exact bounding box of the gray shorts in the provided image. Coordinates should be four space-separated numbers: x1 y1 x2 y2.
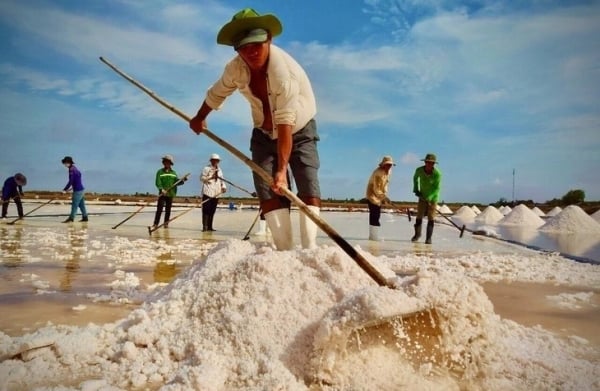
250 119 321 201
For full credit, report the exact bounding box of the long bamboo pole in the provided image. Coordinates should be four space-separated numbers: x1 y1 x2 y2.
99 57 390 287
7 199 55 225
112 173 190 229
148 197 209 234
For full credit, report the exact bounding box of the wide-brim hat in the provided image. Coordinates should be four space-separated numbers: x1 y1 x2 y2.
217 8 282 47
61 156 74 164
162 154 174 165
14 173 27 186
209 153 221 161
379 155 396 167
421 153 437 163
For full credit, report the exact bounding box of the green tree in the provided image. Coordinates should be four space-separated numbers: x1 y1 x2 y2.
561 189 585 205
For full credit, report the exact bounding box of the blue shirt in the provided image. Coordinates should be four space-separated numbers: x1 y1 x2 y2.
64 165 85 192
2 176 23 200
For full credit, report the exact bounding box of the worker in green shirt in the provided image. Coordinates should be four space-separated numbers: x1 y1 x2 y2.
412 153 442 244
152 155 186 229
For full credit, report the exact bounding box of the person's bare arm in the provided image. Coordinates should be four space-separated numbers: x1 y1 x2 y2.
272 124 293 194
189 101 213 134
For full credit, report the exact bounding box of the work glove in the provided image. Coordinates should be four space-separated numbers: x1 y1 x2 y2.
160 189 167 196
221 187 227 194
251 192 258 198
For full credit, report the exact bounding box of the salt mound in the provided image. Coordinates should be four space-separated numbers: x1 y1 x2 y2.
540 205 600 233
437 204 453 214
546 206 562 217
471 205 481 215
1 241 598 390
453 205 477 220
498 204 545 227
592 209 600 223
499 205 512 215
475 206 504 225
531 206 545 217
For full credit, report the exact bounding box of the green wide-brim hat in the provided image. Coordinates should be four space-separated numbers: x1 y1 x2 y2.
217 8 282 47
421 153 438 163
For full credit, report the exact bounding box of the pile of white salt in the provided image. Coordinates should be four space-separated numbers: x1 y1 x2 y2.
1 239 598 390
498 204 545 227
540 205 600 233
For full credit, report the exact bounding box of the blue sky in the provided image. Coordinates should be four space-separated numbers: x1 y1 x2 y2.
1 0 599 204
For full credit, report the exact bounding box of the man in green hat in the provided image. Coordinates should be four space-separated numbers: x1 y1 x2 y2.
411 153 442 244
189 8 321 251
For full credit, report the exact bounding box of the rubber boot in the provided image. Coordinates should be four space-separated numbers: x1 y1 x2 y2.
202 214 209 232
254 219 267 236
425 220 434 244
264 208 293 250
411 218 422 242
1 202 8 218
300 205 319 249
369 225 380 241
208 215 216 231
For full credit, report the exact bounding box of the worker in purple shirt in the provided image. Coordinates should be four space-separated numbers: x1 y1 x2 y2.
61 156 88 223
1 173 27 219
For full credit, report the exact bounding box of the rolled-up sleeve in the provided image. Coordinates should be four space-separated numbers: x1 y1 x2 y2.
272 78 300 126
205 59 246 110
268 46 316 132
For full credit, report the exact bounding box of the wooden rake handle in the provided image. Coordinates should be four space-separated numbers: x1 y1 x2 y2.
99 56 390 287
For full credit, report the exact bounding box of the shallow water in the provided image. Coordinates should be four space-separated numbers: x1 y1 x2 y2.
1 200 599 390
0 200 598 337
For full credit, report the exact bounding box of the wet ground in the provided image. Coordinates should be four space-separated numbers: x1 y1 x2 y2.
1 200 599 339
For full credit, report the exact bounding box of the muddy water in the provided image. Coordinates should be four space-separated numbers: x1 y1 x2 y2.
0 258 184 336
3 255 598 352
1 203 599 351
482 281 600 346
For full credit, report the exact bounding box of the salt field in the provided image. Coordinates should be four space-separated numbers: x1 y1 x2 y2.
1 199 599 390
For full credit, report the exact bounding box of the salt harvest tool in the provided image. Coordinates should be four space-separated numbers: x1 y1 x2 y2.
112 173 190 229
438 210 467 238
383 200 413 222
99 56 392 288
218 176 257 197
414 197 466 238
243 209 262 240
7 198 55 225
148 196 209 234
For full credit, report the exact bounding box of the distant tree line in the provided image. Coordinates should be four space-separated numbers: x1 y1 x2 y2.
494 189 587 208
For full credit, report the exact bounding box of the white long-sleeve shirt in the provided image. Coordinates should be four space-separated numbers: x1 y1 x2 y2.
201 165 226 198
204 45 317 140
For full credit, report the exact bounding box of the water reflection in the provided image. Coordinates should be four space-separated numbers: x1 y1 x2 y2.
59 228 85 291
538 231 600 262
153 261 180 283
496 226 600 263
0 226 24 267
497 226 542 244
411 242 433 256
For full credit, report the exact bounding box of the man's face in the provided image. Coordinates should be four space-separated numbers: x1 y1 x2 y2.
236 39 271 71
